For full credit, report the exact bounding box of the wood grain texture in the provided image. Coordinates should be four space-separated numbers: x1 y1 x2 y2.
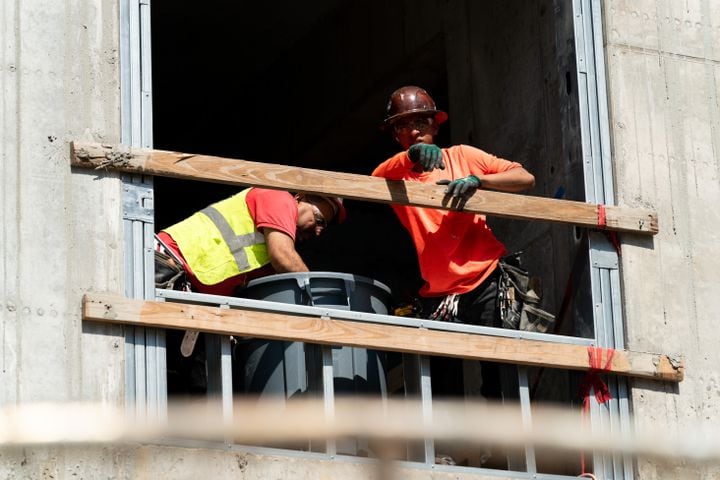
71 142 658 235
83 293 682 382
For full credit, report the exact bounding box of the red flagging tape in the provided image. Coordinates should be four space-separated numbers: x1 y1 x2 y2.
579 346 615 475
597 204 607 229
596 204 622 256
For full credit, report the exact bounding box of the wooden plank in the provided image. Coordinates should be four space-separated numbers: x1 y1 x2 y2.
83 293 683 382
70 142 658 235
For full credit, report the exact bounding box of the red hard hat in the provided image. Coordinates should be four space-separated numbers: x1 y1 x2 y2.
318 196 347 224
383 86 448 128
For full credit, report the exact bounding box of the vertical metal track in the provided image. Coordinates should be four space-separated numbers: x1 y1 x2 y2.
130 215 146 421
518 367 537 474
139 0 154 144
401 354 434 463
219 306 234 442
419 356 435 464
220 335 234 446
573 1 633 478
205 305 234 446
123 177 157 421
120 0 165 423
322 346 337 456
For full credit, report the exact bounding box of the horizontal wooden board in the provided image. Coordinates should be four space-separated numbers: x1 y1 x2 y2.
70 142 658 235
84 293 682 382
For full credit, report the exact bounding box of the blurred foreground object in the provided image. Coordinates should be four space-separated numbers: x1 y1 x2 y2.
1 398 719 464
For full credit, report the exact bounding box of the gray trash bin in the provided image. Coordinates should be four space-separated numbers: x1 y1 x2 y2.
236 272 392 401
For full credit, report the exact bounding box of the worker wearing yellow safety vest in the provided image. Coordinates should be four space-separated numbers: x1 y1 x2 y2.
155 187 346 297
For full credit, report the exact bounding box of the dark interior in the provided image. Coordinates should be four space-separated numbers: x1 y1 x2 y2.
152 1 591 472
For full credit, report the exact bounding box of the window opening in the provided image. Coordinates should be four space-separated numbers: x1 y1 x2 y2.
115 0 633 477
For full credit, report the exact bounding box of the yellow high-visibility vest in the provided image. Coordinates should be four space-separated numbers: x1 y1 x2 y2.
164 189 268 286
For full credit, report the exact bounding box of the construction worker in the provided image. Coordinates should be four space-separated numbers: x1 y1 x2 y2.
372 85 534 328
372 87 535 436
155 187 346 296
156 187 345 395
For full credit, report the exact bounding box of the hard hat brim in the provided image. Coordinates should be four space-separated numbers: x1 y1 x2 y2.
317 196 347 225
381 109 448 131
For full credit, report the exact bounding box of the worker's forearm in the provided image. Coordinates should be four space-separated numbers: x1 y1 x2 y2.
270 251 309 273
264 228 310 273
478 168 535 193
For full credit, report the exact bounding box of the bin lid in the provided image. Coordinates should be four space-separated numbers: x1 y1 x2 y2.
244 271 392 294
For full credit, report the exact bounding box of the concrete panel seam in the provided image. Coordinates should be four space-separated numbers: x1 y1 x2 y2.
608 43 720 66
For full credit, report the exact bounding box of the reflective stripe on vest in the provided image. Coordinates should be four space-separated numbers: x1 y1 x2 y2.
164 189 270 286
199 205 264 272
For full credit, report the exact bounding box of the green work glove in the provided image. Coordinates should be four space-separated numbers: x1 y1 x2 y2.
408 143 444 171
436 175 482 198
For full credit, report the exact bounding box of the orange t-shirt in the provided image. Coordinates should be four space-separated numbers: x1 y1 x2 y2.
372 144 522 297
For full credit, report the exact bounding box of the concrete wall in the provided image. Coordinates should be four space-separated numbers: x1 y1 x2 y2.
604 0 720 478
0 1 135 475
0 444 534 480
0 1 124 408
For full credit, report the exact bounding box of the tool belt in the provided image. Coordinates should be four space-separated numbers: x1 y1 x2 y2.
155 249 187 290
154 234 190 291
497 253 555 333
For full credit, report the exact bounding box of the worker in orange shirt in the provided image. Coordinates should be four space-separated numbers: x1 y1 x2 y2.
373 85 535 328
373 86 535 406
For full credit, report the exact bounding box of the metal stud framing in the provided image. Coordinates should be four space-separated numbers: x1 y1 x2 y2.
120 0 165 422
573 0 633 478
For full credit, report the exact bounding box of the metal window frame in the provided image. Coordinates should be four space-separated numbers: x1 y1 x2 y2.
573 1 633 478
120 0 166 422
118 1 631 478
